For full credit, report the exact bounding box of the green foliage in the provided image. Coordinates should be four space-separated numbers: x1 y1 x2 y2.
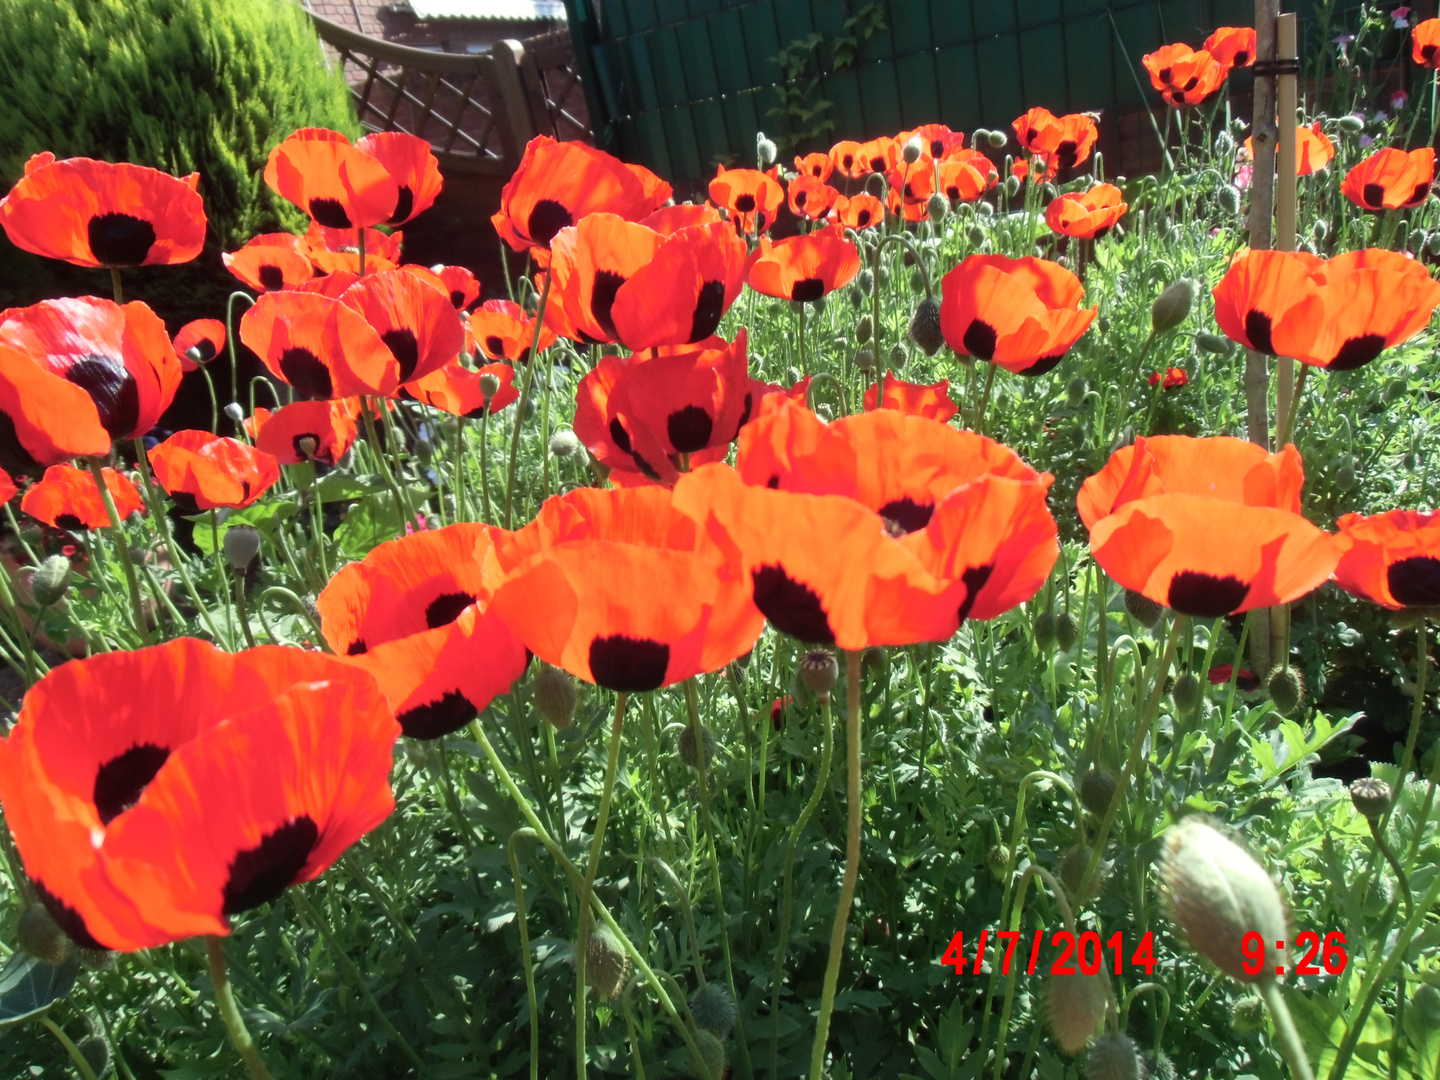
767 2 888 154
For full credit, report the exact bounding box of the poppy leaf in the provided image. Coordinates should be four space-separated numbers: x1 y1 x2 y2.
189 500 300 556
0 951 81 1028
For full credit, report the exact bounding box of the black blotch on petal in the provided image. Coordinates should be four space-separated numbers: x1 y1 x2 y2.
308 198 352 230
590 269 627 339
389 186 414 225
1158 66 1172 83
1018 353 1067 377
609 417 634 454
878 497 934 535
1412 183 1432 206
527 199 574 247
962 320 998 360
1327 334 1386 372
55 513 84 532
666 404 714 454
0 410 41 475
450 290 466 310
1244 310 1275 354
399 690 478 739
751 564 834 644
588 634 670 692
425 591 475 628
1362 182 1388 210
956 564 995 623
66 354 139 439
278 348 333 400
381 328 421 381
1167 571 1249 617
93 743 171 826
485 335 506 357
222 816 319 916
87 212 156 266
1424 44 1437 62
35 880 107 951
689 280 727 342
1388 555 1440 607
1054 140 1079 171
856 209 872 227
731 392 754 441
258 264 285 291
347 639 368 655
733 193 756 213
791 278 826 303
1233 50 1249 65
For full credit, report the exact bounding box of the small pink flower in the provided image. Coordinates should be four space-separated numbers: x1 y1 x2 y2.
1234 161 1253 192
404 512 430 535
1392 90 1410 110
1393 6 1412 29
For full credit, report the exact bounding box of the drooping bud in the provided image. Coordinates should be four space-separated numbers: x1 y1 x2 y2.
966 224 987 247
799 649 839 702
224 402 245 423
1060 844 1099 901
1055 612 1080 653
927 193 948 222
1266 666 1304 718
972 128 992 145
1066 376 1088 406
1151 279 1196 335
861 645 888 676
478 372 502 400
855 315 873 345
1218 185 1242 214
986 843 1012 881
848 286 866 309
1230 994 1267 1034
185 345 208 366
1123 589 1163 628
1079 767 1117 817
1084 1034 1143 1080
902 136 923 164
865 172 887 197
18 903 71 964
678 722 717 770
585 924 631 999
1033 611 1058 653
534 664 577 729
690 982 737 1039
908 269 925 294
1348 776 1392 822
1337 114 1365 134
908 297 944 356
1004 175 1021 198
987 129 1009 149
1172 671 1202 714
1161 816 1288 983
854 348 876 373
223 525 261 571
1046 969 1109 1054
888 345 906 369
1413 984 1440 1029
687 1029 728 1080
549 429 582 458
757 136 778 166
857 268 875 293
1145 1051 1178 1080
1194 331 1231 354
31 554 71 608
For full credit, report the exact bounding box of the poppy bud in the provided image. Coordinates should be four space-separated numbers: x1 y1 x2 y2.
1384 379 1408 404
224 402 245 422
1335 459 1357 490
902 136 924 164
1066 376 1088 406
223 525 261 570
549 430 582 458
1145 1051 1177 1080
1046 969 1109 1054
1042 183 1059 200
1161 816 1288 983
534 663 577 729
1151 279 1196 334
78 1034 109 1079
908 297 944 356
585 924 631 999
757 136 778 166
1219 186 1242 214
865 173 887 197
31 554 71 608
1266 666 1304 717
987 130 1009 149
856 315 873 345
678 722 717 770
877 266 890 287
1123 589 1163 628
861 645 888 676
18 902 71 964
986 842 1012 880
479 372 502 400
977 201 995 217
690 982 737 1039
1337 114 1365 134
848 287 866 309
1413 984 1440 1028
888 345 906 369
1410 229 1427 252
1349 776 1392 822
1004 175 1021 198
1055 612 1079 652
927 193 948 222
1230 995 1267 1034
799 648 839 701
686 1029 728 1080
855 348 876 373
1429 232 1440 256
1195 331 1231 354
1079 767 1117 817
1313 219 1330 242
909 269 925 294
1085 1034 1143 1080
857 268 874 293
966 224 987 246
1060 844 1100 901
1172 671 1202 714
1034 611 1058 652
184 345 208 366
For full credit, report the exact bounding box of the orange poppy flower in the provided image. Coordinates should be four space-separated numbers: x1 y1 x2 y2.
886 165 937 222
404 360 518 417
340 269 465 384
863 373 958 422
1012 109 1099 172
1045 183 1128 239
639 203 723 234
1205 26 1256 69
857 137 900 175
900 124 966 162
264 127 400 230
1147 366 1189 389
0 153 205 269
401 263 481 311
0 468 15 504
300 221 402 277
485 486 764 691
1246 123 1336 176
354 131 442 225
0 296 181 443
21 463 144 530
1333 509 1440 609
794 152 834 181
1342 147 1435 211
830 193 885 230
788 175 841 221
937 153 999 202
748 375 813 422
709 165 784 234
247 399 360 466
610 221 748 351
0 343 111 473
745 228 861 302
1414 18 1440 68
939 254 1097 375
240 291 399 399
172 319 226 373
0 638 399 950
1143 44 1227 107
493 135 671 254
829 140 867 180
150 430 280 511
318 524 528 737
291 270 361 298
466 299 555 364
221 233 314 293
545 213 663 345
1077 435 1304 531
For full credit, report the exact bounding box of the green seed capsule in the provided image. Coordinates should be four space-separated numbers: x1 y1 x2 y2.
1195 331 1231 354
856 315 873 345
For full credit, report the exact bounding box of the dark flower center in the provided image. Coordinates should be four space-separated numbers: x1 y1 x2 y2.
55 513 84 531
93 743 170 825
279 347 333 400
389 185 414 225
690 279 727 342
734 194 756 213
222 816 319 916
258 264 286 291
485 335 506 357
590 269 627 340
751 564 834 644
66 354 139 440
398 690 478 739
877 496 934 535
1388 555 1440 607
87 212 156 266
962 319 998 360
1327 333 1386 371
308 198 352 230
1243 310 1275 354
856 209 872 227
425 591 476 628
381 328 421 381
1167 571 1249 618
1362 182 1388 209
956 564 995 623
588 634 670 692
667 405 714 454
527 199 574 246
791 278 826 303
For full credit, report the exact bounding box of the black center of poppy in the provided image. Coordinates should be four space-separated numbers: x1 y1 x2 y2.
877 496 934 535
1412 182 1432 205
856 209 872 227
278 347 334 400
92 743 171 825
450 290 466 310
1233 50 1249 65
869 156 886 172
794 190 809 209
963 319 998 360
588 634 670 692
956 564 996 623
1020 353 1067 377
842 154 854 169
527 199 574 247
87 212 156 266
1425 45 1438 61
1328 333 1387 371
791 278 826 303
1167 571 1249 617
389 186 414 225
1388 556 1440 606
381 328 421 381
425 591 475 628
690 279 727 342
931 139 945 156
258 264 286 291
347 639 368 655
608 418 661 480
734 194 757 213
1170 91 1187 105
34 880 107 951
1362 182 1388 209
308 198 353 230
399 690 478 739
751 564 834 644
1158 66 1173 83
667 405 714 454
221 815 319 916
66 354 139 440
483 335 506 358
54 513 85 533
731 392 754 441
590 269 627 339
1092 225 1111 241
1054 140 1079 171
0 410 40 475
1244 310 1275 354
1182 76 1199 91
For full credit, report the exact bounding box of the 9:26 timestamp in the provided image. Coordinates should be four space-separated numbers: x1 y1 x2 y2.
1241 931 1348 976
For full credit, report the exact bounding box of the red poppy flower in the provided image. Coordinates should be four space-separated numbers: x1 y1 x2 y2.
1205 27 1256 69
0 638 399 950
404 360 517 417
1012 109 1099 172
856 137 900 175
1045 183 1128 240
794 152 834 181
545 214 663 345
863 373 958 422
300 221 401 277
788 176 841 221
1208 664 1260 692
292 270 361 298
899 124 966 163
0 296 181 443
485 486 764 691
574 332 749 486
1012 160 1031 182
402 263 481 311
172 319 226 373
0 153 206 269
710 165 784 234
1333 509 1440 609
21 463 144 530
937 153 999 202
247 399 360 465
465 299 554 365
939 254 1097 375
886 165 937 222
1247 124 1336 176
745 228 861 302
1143 44 1227 106
829 141 867 180
150 430 280 511
1147 366 1189 390
611 221 748 350
318 524 528 737
0 343 111 473
1342 147 1435 211
493 135 671 254
264 128 400 231
1078 435 1303 531
340 269 465 384
240 291 399 399
354 132 442 225
0 467 15 504
770 695 789 730
639 203 723 234
221 233 313 293
830 193 885 230
1415 18 1440 68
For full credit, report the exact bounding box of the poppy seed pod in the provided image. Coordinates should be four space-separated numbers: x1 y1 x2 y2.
690 982 737 1039
687 1030 728 1080
585 924 631 999
30 554 71 608
549 430 582 458
678 722 717 770
18 902 71 964
478 372 501 400
855 348 876 373
908 297 944 356
224 402 245 422
1123 589 1163 627
1266 666 1304 717
856 315 873 344
1349 776 1392 822
1230 994 1267 1034
799 649 839 700
1079 767 1117 817
1172 671 1202 713
1151 279 1197 334
927 193 948 222
1085 1034 1143 1080
533 664 577 729
222 525 262 570
902 137 924 164
1161 816 1288 983
1046 969 1109 1054
1055 611 1080 652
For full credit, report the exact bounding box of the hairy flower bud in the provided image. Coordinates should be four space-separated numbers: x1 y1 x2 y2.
585 925 631 999
18 903 71 964
1195 331 1230 354
986 843 1012 881
1337 114 1365 134
1230 994 1267 1034
908 297 944 356
987 129 1009 149
678 722 717 770
549 429 582 458
1266 666 1305 718
1004 175 1021 198
902 136 923 164
478 372 502 400
757 136 778 166
1172 671 1202 714
1219 185 1242 214
534 664 577 729
1151 279 1196 335
1085 1034 1143 1080
687 1029 728 1080
1123 589 1163 628
1066 376 1088 406
223 525 261 570
1046 970 1109 1054
1079 767 1117 817
927 192 948 222
224 402 245 422
690 982 737 1039
855 315 873 345
1033 611 1058 652
1055 612 1079 652
31 554 71 608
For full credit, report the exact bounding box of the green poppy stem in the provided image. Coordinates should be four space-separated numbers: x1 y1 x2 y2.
86 457 152 647
109 267 124 305
1259 979 1315 1080
205 936 277 1080
974 363 998 435
232 569 257 649
505 272 553 529
507 830 541 1080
